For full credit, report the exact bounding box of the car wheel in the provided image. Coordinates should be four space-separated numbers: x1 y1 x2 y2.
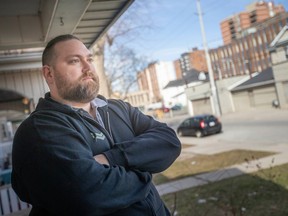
195 130 203 138
178 130 183 137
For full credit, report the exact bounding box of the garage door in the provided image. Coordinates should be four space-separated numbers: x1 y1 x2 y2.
232 91 251 111
232 85 277 111
192 98 212 115
253 86 277 108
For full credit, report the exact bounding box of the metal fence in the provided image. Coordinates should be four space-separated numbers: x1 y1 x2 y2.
0 184 30 215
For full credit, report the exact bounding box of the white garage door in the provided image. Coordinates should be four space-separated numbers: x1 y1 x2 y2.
232 91 251 111
192 98 212 115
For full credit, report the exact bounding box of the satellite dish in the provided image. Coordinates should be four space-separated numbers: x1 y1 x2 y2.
198 72 206 81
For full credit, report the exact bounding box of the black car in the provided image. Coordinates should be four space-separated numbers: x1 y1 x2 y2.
177 114 222 138
170 104 182 110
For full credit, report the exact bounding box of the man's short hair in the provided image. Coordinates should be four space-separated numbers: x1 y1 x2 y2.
42 34 80 66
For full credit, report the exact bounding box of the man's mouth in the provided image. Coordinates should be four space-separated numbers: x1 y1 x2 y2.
82 76 94 81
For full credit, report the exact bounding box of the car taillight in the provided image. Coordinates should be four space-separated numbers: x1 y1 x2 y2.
200 121 205 128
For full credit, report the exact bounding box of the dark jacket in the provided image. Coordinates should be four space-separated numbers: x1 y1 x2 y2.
12 93 181 216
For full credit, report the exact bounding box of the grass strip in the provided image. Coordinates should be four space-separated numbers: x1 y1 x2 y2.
153 149 274 185
162 163 288 216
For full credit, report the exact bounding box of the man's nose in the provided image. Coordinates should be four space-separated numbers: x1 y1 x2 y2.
82 59 92 72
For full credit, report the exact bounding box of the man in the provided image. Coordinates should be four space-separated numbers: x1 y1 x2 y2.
12 34 181 216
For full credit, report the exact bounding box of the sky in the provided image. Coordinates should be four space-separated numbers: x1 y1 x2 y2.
119 0 288 62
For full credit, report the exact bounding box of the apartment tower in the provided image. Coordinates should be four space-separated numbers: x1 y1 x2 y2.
220 1 285 45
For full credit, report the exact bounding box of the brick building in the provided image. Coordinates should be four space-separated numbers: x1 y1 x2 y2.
173 48 208 78
174 1 287 81
210 12 288 79
137 62 162 103
220 1 285 45
135 61 176 109
172 1 288 115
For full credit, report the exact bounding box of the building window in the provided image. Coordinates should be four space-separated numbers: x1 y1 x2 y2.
278 21 283 29
223 62 226 71
211 54 215 61
252 36 257 47
239 42 243 52
262 32 267 43
258 34 262 44
244 41 248 50
236 44 240 53
229 46 232 55
272 24 277 37
259 45 263 52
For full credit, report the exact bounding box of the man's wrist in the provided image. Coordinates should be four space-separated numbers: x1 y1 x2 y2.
94 154 110 165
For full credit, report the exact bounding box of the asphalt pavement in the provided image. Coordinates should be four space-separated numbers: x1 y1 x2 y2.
157 108 288 196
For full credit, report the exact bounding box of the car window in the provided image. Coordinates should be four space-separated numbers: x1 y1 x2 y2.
190 118 195 126
203 115 216 122
192 117 201 126
181 119 191 127
208 115 216 121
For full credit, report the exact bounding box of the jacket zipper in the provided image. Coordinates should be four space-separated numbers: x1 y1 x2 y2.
76 111 115 148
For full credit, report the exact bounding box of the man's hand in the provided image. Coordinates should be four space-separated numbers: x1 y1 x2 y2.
94 154 110 165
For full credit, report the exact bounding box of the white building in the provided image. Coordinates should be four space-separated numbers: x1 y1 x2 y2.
154 61 177 107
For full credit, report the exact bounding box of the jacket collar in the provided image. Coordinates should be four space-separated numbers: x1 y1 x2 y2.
91 97 107 109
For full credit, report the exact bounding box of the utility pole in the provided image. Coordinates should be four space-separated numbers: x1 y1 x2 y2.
196 0 221 116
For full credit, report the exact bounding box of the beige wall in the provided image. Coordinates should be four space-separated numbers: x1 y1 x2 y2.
273 61 288 109
0 69 48 106
232 85 277 111
185 76 248 115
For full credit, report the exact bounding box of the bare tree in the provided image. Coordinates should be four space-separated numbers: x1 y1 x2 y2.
91 1 155 98
92 36 109 97
105 44 148 99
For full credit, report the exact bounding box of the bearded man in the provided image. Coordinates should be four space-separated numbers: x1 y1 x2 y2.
11 34 181 216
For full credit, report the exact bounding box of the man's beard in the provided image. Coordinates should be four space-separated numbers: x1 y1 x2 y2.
55 71 100 103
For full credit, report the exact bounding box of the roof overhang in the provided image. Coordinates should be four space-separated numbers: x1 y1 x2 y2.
0 0 134 73
0 0 135 115
0 0 134 51
231 80 275 92
269 24 288 51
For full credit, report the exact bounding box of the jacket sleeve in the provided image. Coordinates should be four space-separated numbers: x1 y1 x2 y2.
12 113 152 216
104 101 181 173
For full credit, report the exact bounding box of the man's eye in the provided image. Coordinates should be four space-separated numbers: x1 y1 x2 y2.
69 59 79 64
87 58 94 63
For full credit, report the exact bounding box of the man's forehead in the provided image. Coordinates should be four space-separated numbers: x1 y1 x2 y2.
54 40 92 56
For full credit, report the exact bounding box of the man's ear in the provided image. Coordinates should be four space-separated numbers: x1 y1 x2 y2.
42 65 53 84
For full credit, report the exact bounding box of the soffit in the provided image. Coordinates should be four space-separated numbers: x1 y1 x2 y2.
0 0 133 51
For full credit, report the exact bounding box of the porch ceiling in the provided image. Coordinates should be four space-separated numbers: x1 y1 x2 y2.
0 0 133 51
0 0 134 110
